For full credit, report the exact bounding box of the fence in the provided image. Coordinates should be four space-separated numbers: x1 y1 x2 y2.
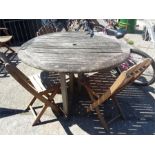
0 19 42 46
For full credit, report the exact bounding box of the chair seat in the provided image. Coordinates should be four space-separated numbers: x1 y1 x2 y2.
0 36 12 43
29 72 60 93
84 70 118 96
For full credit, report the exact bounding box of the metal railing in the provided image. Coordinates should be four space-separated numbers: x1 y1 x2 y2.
0 19 42 45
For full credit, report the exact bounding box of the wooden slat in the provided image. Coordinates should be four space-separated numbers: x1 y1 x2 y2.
0 36 12 43
33 74 45 91
29 74 46 92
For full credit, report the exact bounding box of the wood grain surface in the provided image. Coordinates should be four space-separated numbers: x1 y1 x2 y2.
18 32 130 73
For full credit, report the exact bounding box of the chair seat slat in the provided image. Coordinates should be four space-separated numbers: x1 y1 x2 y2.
29 74 46 92
0 36 12 43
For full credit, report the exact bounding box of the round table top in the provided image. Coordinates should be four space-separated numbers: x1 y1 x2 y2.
18 32 130 73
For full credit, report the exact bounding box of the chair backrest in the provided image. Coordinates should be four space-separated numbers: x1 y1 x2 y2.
112 58 152 92
90 58 152 110
5 63 51 106
36 25 56 36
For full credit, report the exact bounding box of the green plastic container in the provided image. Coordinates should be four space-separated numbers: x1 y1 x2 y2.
118 19 137 33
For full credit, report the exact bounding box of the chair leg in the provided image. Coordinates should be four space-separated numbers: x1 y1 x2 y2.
46 89 63 115
25 97 36 111
32 105 48 126
48 87 59 101
111 96 126 120
4 44 16 53
50 99 64 117
29 105 41 124
95 106 110 132
0 59 4 64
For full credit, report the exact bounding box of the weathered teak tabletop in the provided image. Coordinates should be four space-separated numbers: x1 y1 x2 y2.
18 32 130 115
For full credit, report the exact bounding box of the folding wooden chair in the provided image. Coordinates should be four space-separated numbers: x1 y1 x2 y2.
0 28 15 53
79 58 152 132
5 62 63 126
0 28 16 64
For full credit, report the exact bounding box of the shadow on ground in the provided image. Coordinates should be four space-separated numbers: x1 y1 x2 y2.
53 84 155 135
1 63 155 135
0 107 24 119
30 72 155 135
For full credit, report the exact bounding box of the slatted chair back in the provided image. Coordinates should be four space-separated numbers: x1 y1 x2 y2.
36 25 56 36
88 58 152 111
5 63 59 112
114 58 152 91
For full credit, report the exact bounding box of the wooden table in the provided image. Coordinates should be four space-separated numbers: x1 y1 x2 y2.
18 32 130 115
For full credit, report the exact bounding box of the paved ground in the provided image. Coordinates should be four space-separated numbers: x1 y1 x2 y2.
0 29 155 135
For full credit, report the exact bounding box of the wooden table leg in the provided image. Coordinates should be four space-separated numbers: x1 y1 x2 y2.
60 73 69 115
78 73 84 91
69 73 74 94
